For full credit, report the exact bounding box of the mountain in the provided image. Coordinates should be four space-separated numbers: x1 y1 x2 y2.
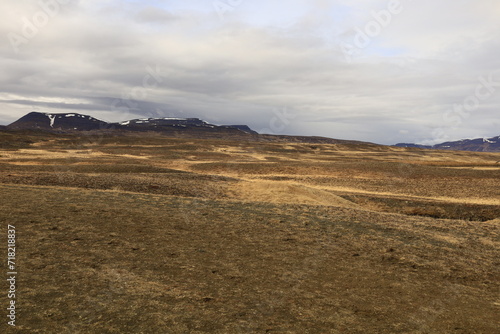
6 112 258 135
115 117 210 128
4 111 381 146
7 112 108 131
396 135 500 152
220 125 258 134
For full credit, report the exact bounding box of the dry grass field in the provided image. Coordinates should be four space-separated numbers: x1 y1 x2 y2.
0 130 499 333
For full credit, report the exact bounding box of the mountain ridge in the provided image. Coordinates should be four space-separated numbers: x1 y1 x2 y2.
7 112 259 134
4 111 376 146
6 112 499 151
396 136 500 152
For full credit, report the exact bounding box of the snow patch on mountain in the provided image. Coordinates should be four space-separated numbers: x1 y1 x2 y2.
47 114 56 128
483 138 497 144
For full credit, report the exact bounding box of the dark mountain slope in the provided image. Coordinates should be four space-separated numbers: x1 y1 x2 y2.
396 135 500 152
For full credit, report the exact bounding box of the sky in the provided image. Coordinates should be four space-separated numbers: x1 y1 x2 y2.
1 0 499 145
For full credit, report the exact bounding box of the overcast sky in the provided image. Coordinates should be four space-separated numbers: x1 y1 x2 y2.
1 0 499 144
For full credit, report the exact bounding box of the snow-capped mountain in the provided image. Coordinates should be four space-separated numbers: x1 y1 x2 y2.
6 112 258 135
116 117 213 129
7 112 108 131
396 135 500 152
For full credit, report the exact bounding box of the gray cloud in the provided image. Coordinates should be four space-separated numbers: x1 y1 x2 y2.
0 0 499 144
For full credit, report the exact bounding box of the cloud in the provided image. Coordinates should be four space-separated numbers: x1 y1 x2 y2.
0 0 499 144
134 7 177 24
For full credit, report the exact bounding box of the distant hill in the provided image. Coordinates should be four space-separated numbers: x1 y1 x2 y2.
396 135 500 152
4 112 380 146
220 125 258 134
115 117 212 129
7 112 108 131
6 112 258 135
395 143 432 149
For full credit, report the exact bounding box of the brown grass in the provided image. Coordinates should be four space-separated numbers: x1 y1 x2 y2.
0 130 499 333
